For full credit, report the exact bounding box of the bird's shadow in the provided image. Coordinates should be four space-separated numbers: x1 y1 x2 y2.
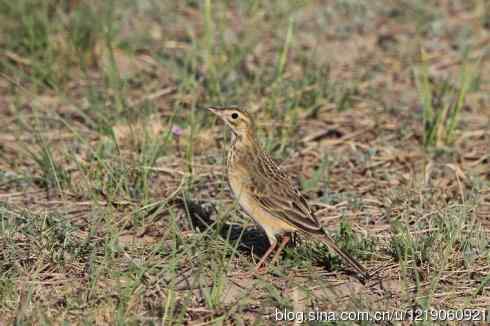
175 197 369 283
176 197 270 257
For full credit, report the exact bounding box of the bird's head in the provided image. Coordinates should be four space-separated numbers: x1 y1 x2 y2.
207 106 255 139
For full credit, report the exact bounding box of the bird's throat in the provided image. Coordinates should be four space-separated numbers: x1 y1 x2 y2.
231 131 259 156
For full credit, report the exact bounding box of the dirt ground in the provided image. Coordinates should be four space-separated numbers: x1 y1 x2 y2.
0 1 489 324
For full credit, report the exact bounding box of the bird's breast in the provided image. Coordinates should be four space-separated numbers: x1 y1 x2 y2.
227 159 250 201
227 152 259 219
226 156 297 236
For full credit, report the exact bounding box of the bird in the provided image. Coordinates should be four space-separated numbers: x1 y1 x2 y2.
208 106 368 277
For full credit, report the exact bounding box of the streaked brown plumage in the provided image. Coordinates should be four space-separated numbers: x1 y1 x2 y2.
208 106 367 277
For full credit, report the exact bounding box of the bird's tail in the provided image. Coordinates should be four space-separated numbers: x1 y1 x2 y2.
313 230 368 278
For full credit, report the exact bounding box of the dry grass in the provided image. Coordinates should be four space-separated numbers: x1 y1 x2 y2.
1 0 489 324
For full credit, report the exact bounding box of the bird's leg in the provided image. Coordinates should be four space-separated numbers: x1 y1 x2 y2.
255 235 291 273
255 238 277 273
270 235 291 265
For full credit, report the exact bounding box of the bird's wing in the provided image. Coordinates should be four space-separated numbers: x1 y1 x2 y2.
249 151 323 234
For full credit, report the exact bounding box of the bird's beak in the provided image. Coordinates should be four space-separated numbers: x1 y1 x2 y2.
207 106 224 117
207 106 220 114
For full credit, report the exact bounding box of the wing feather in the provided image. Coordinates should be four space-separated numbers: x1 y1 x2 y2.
249 151 322 234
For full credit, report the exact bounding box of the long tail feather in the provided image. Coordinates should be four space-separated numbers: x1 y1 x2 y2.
314 230 368 278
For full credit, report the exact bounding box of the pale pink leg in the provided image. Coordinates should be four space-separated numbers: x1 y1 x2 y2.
255 235 291 273
255 238 277 273
270 235 290 265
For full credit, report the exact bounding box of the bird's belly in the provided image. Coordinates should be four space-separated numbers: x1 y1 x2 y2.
228 168 296 238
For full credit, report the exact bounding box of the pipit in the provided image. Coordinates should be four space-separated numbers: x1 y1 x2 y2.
208 106 367 277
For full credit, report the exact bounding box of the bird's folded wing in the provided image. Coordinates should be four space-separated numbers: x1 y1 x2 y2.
250 154 323 234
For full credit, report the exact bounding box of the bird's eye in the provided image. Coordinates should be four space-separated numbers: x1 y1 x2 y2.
231 113 239 119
